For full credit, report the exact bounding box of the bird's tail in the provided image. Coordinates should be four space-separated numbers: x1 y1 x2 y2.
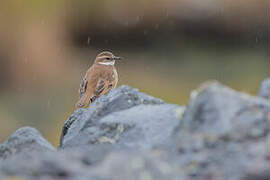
76 95 91 108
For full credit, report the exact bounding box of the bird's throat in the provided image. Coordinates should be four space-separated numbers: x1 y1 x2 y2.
98 60 115 66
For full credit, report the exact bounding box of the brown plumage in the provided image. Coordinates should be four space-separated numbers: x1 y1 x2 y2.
76 51 121 108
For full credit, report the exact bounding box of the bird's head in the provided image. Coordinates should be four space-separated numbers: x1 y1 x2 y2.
94 51 121 66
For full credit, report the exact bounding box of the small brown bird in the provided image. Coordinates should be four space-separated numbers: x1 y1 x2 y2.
76 51 121 108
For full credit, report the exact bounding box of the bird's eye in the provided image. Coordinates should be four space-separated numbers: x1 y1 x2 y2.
106 57 110 60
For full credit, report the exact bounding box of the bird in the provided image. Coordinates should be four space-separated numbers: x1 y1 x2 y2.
76 51 121 108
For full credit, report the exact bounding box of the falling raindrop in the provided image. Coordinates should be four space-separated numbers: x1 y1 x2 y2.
33 75 37 81
24 57 28 64
255 31 263 44
166 11 169 18
87 37 91 45
47 99 51 108
143 30 148 35
17 87 23 93
136 16 140 22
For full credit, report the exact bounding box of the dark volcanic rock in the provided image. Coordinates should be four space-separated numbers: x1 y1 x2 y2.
170 81 270 180
258 78 270 100
60 85 184 149
0 127 55 160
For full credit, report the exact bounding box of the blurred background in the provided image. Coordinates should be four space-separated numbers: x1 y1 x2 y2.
1 0 270 146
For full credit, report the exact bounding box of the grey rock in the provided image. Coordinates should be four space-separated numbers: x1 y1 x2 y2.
89 150 186 180
258 78 270 100
178 81 270 140
4 82 270 180
0 148 185 180
60 85 164 148
243 154 270 180
0 127 55 160
60 85 183 149
95 104 183 149
0 150 103 180
59 108 87 147
170 81 270 180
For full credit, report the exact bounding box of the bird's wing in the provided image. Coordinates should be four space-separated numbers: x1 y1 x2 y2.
79 76 88 98
91 77 114 101
94 78 106 96
76 67 100 107
78 66 97 99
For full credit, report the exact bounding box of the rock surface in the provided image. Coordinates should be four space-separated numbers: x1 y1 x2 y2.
178 81 270 139
0 149 185 180
60 85 183 149
0 150 101 180
170 81 270 180
258 78 270 100
2 81 270 180
0 127 55 160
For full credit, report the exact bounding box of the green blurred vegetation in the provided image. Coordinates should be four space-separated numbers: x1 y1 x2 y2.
0 0 270 146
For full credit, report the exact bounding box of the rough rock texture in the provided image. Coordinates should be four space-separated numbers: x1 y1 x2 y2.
244 156 270 180
0 149 186 180
59 85 164 147
88 150 186 180
2 81 270 180
0 150 99 180
60 85 184 149
170 81 270 180
178 81 270 139
0 127 55 160
258 78 270 100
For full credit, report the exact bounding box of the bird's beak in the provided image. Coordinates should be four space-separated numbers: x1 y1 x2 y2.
113 56 121 60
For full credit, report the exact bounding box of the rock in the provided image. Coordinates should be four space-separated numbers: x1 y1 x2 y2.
4 82 270 180
0 148 185 180
60 85 184 149
60 85 164 147
0 127 55 160
244 154 270 180
59 108 87 147
258 78 270 100
88 150 186 180
177 81 270 140
169 81 270 180
0 150 102 180
62 104 183 149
